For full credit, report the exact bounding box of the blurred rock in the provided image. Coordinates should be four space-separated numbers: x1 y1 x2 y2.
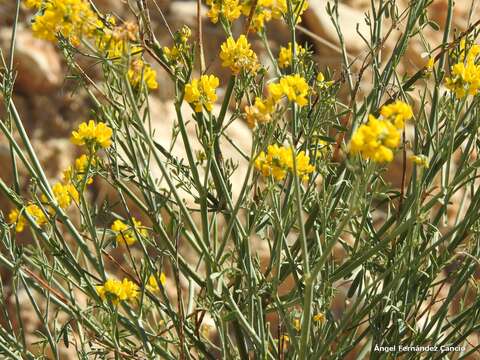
0 27 62 95
303 2 369 54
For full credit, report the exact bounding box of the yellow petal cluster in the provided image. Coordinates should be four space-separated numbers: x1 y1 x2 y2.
71 120 113 150
245 97 275 128
63 154 95 185
163 26 192 65
445 43 480 98
51 182 79 210
240 0 308 32
111 217 147 246
219 35 259 75
278 42 306 69
206 0 242 23
349 115 401 163
8 204 48 233
316 72 334 88
8 209 26 233
254 144 315 181
313 312 325 323
31 0 100 45
96 278 138 305
268 74 309 107
96 21 140 59
128 59 158 90
146 273 167 293
379 100 413 128
184 75 219 112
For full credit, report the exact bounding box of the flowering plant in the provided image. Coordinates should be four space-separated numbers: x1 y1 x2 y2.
1 0 480 358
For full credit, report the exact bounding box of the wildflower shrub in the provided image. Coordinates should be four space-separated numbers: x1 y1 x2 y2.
0 0 480 359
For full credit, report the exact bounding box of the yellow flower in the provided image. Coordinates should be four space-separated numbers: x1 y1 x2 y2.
241 0 274 31
31 0 100 45
163 26 192 65
111 217 147 246
128 59 158 90
178 25 192 44
51 182 79 210
184 75 219 112
8 209 26 232
268 74 309 107
292 318 301 331
96 278 138 305
163 45 181 63
9 204 48 232
410 154 429 168
241 0 306 32
445 43 480 98
219 35 259 75
26 204 48 226
71 120 113 149
426 57 435 72
279 334 290 351
278 42 306 69
63 154 95 185
316 72 334 88
206 0 242 23
255 144 315 181
294 151 316 181
96 21 140 59
349 115 401 163
146 273 166 292
244 97 275 128
379 100 413 129
313 312 325 323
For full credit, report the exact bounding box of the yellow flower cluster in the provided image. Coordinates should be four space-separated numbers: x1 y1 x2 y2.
349 100 413 163
349 115 401 163
243 74 310 128
379 100 414 129
163 26 192 65
128 59 158 90
8 204 47 233
206 0 242 23
205 0 308 31
31 0 100 45
96 21 140 59
96 278 138 305
111 217 147 246
254 144 315 181
241 0 308 32
219 35 259 75
146 273 167 292
95 20 158 91
71 120 113 150
63 154 95 185
268 74 309 107
184 75 220 112
7 150 93 234
245 97 275 128
313 312 325 323
316 72 334 88
31 0 157 92
51 182 79 210
278 42 306 69
445 43 480 98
